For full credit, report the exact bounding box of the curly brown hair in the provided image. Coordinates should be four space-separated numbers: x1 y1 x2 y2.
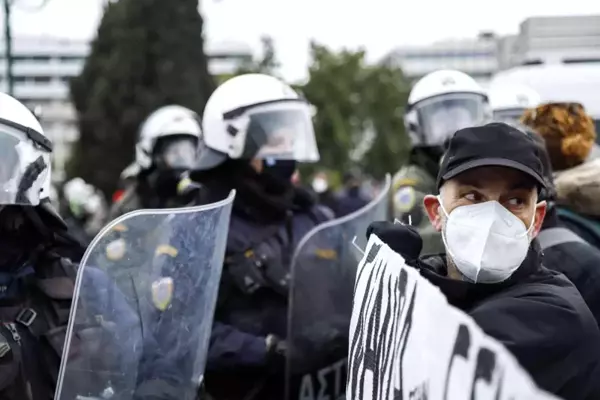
521 102 596 171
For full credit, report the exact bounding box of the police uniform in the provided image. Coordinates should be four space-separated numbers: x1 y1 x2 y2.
391 164 444 255
205 205 331 399
191 73 333 399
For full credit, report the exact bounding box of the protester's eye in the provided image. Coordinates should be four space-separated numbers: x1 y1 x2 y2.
507 197 526 207
463 191 481 202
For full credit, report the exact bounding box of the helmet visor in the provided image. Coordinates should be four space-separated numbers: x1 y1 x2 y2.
0 124 49 206
228 101 319 163
493 109 526 126
416 93 488 146
157 137 198 170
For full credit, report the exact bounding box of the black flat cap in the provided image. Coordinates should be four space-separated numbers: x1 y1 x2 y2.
437 122 547 190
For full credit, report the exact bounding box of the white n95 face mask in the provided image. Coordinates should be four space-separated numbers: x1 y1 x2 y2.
438 197 536 284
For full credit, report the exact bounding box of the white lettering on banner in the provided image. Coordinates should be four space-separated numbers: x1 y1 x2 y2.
299 358 347 400
346 235 562 400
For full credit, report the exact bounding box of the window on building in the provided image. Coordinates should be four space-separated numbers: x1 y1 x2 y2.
58 55 83 62
562 58 600 64
13 55 52 63
33 76 52 83
400 51 495 60
210 54 253 62
14 76 27 83
60 76 72 84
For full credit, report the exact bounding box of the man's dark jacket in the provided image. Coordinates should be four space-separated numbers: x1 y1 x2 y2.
369 222 600 400
539 207 600 328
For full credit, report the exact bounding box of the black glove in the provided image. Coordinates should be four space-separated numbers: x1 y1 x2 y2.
366 221 423 262
177 175 204 203
265 334 287 370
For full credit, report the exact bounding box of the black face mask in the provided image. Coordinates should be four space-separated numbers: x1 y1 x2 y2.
262 159 297 182
0 207 35 269
150 168 186 198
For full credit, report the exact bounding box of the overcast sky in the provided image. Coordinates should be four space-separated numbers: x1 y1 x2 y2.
8 0 600 82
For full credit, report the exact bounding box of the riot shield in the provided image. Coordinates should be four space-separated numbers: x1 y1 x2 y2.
285 175 391 400
55 191 235 400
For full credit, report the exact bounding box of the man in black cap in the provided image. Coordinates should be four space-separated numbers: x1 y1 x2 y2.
368 122 600 399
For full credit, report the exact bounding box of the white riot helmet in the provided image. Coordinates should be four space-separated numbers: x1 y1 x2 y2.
196 73 319 170
135 105 202 171
405 70 490 148
0 93 53 207
63 177 102 218
488 84 541 125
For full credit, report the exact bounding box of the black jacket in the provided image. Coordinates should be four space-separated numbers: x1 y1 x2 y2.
540 208 600 328
370 222 600 400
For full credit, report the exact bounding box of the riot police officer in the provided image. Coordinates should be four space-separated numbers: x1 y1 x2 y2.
61 177 106 246
0 92 90 398
488 83 541 125
109 104 202 219
391 69 491 255
189 73 332 399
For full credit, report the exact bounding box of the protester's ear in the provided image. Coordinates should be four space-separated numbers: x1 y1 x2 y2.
531 201 547 238
423 195 443 232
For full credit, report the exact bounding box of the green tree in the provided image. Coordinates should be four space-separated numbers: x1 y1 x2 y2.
68 0 215 198
299 42 411 180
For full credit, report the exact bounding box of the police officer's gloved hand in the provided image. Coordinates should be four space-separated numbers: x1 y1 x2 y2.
176 174 203 203
265 334 287 370
366 221 422 263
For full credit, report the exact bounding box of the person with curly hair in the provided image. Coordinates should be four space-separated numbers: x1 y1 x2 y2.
522 102 600 248
522 102 596 170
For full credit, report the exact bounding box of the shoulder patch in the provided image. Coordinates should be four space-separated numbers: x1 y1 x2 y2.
155 244 179 258
394 186 417 213
105 238 126 261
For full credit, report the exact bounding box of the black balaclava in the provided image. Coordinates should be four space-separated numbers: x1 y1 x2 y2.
193 159 315 225
262 159 297 182
0 206 42 270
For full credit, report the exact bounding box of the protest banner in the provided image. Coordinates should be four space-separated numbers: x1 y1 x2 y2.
347 235 560 400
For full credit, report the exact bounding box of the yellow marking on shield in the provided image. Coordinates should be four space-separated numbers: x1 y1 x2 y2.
315 248 337 260
105 239 126 261
155 244 179 258
151 277 174 311
112 223 128 232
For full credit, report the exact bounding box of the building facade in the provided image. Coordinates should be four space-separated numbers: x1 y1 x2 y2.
511 15 600 66
0 36 253 181
383 33 499 87
385 15 600 88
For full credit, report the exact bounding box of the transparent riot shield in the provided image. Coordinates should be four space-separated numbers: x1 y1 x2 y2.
55 191 235 400
285 175 391 400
